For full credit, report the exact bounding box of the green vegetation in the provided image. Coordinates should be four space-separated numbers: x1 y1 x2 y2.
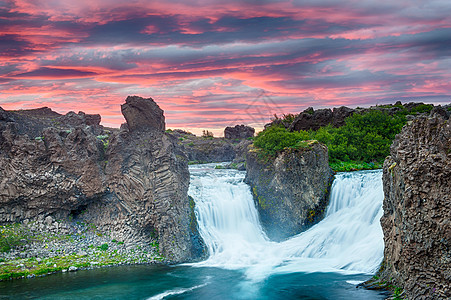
96 134 110 150
98 243 109 251
0 224 30 252
202 130 214 138
253 126 309 156
254 105 432 171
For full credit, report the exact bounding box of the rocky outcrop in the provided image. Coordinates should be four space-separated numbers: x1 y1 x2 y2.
266 102 442 133
375 114 450 299
169 129 244 164
121 96 165 132
244 141 333 241
287 106 354 131
224 125 255 139
0 97 205 263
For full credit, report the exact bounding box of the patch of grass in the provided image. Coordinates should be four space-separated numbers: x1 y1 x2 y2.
329 161 382 172
98 243 108 251
0 224 30 252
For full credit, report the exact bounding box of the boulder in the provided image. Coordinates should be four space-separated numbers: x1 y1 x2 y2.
224 125 255 139
121 96 165 132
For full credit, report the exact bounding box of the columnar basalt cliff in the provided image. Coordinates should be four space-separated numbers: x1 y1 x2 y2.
0 96 205 262
376 113 450 299
244 141 333 241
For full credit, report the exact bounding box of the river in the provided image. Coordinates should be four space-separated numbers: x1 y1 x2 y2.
0 164 388 299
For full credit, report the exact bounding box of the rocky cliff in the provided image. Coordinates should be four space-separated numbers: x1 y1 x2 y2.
0 96 205 262
169 128 253 168
374 113 450 299
244 141 333 241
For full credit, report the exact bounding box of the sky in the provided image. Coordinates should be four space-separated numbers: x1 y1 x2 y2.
0 0 450 135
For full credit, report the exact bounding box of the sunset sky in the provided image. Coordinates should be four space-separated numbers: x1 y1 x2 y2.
1 0 450 135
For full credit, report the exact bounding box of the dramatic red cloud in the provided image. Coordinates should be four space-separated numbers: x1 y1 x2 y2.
1 0 450 135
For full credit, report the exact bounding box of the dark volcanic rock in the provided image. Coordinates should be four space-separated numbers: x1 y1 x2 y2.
289 108 333 131
376 115 450 299
121 96 165 132
0 97 205 262
332 106 355 127
287 106 356 131
244 141 333 241
224 125 255 139
59 111 101 127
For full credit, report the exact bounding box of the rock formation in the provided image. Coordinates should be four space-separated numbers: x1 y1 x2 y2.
169 128 251 165
375 114 450 299
121 95 165 132
224 125 255 139
0 96 205 262
244 141 333 241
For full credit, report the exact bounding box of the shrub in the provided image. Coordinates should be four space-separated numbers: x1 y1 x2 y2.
202 130 214 138
99 243 108 251
253 126 309 156
254 108 409 170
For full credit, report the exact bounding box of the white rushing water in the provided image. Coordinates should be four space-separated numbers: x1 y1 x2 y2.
188 164 384 282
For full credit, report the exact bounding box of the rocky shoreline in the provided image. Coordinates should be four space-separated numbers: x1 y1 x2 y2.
0 220 164 281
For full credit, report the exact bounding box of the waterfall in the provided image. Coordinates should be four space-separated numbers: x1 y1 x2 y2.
188 164 384 282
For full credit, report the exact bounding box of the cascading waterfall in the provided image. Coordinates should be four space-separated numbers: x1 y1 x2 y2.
188 164 384 282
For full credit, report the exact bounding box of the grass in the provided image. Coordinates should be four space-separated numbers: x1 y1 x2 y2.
329 161 383 172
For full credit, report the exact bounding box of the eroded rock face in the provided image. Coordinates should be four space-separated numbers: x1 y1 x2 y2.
224 125 255 139
121 96 165 132
378 115 450 299
244 142 333 241
0 98 205 262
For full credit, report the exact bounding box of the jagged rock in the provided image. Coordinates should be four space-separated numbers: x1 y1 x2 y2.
121 96 165 132
224 125 255 139
0 97 205 263
244 141 333 241
332 106 355 127
289 108 333 131
58 111 101 127
377 115 450 299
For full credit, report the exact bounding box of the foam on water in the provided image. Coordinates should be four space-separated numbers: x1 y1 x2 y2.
188 164 384 282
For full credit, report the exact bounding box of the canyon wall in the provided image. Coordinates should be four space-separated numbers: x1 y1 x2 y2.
0 96 205 262
378 113 450 299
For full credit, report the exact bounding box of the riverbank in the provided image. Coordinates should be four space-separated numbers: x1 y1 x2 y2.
0 221 165 281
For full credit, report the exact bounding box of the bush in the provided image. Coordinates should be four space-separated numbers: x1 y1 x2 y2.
254 108 409 170
253 126 309 156
99 243 109 251
202 130 214 138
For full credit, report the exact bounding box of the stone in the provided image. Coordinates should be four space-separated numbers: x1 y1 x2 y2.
224 125 255 139
289 108 333 131
68 266 78 272
120 96 165 132
244 141 333 241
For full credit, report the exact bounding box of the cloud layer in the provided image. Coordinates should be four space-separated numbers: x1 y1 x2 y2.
1 0 450 134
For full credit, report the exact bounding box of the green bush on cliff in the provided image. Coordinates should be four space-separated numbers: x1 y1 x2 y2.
312 110 406 163
253 126 309 155
254 108 407 170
